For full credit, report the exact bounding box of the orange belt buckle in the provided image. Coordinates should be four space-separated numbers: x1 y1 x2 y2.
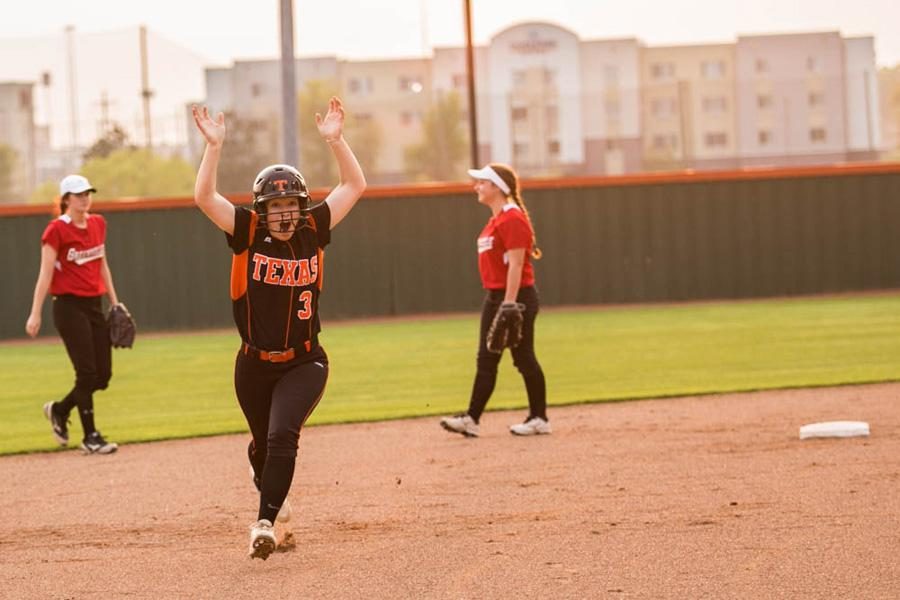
264 348 295 363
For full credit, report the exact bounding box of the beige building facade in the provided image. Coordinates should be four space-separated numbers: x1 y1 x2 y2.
198 25 884 182
0 82 35 201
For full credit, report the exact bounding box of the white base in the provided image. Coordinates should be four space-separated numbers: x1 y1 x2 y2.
799 421 870 440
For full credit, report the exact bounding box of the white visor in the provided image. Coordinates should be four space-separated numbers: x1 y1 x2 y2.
467 166 511 195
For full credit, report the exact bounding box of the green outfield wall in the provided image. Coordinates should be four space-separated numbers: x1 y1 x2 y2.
3 164 899 340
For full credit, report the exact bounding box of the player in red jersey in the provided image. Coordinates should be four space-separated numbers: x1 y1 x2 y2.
440 163 550 438
192 97 366 559
26 174 122 454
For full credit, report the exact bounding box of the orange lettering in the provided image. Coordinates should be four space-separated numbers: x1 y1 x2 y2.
264 258 283 284
251 254 268 281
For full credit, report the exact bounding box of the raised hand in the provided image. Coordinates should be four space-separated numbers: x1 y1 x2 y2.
192 105 226 147
315 96 345 143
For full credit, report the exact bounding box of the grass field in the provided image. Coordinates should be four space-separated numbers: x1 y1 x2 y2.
3 293 900 455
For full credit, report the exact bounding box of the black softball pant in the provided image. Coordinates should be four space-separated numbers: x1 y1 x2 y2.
466 286 547 422
52 294 112 435
234 348 329 523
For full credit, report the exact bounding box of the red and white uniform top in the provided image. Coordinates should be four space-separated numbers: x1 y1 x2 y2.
477 204 535 290
40 214 107 297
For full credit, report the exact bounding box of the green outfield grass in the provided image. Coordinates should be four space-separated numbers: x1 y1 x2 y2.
3 293 900 455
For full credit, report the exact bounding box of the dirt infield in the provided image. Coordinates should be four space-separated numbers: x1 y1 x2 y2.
2 383 899 599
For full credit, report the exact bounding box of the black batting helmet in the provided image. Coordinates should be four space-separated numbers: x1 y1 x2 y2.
251 164 310 214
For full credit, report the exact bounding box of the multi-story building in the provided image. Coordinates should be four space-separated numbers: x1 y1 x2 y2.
641 43 738 170
197 26 883 182
580 38 642 175
0 82 35 202
877 65 900 159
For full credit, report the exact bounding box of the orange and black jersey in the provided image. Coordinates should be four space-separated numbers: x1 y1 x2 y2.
226 203 331 353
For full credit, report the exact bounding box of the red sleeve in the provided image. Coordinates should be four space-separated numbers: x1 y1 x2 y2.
495 213 532 250
95 214 107 240
40 220 61 251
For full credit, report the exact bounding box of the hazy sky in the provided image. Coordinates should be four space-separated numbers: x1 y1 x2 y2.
2 0 900 66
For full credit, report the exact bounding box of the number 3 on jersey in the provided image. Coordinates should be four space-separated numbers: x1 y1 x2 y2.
297 290 313 320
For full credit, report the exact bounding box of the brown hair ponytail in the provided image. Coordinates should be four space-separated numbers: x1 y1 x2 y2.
489 163 542 260
54 194 68 217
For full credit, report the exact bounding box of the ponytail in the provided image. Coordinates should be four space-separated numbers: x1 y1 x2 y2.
54 194 68 217
489 163 542 260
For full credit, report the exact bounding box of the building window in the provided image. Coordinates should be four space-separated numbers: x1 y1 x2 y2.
250 83 262 98
650 62 675 80
651 97 677 117
701 61 726 80
808 92 825 107
452 73 466 89
513 142 528 157
702 97 728 113
348 78 360 94
758 130 772 145
399 76 423 93
652 134 678 150
806 56 820 73
354 112 373 123
757 94 773 109
511 107 528 121
755 58 769 74
512 70 527 86
704 132 728 147
19 90 31 109
810 127 827 142
548 140 560 154
543 69 556 86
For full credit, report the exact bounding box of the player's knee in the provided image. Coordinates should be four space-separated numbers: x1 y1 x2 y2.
476 352 501 373
74 371 99 392
267 429 299 458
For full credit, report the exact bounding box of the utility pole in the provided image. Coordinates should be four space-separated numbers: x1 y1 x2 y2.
463 0 479 167
96 91 112 136
279 0 298 166
65 25 79 159
140 25 154 149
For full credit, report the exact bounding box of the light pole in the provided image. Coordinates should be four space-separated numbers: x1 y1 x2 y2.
463 0 479 168
280 0 298 167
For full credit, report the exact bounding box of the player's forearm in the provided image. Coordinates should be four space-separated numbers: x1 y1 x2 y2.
101 260 119 305
503 266 523 303
29 272 52 317
329 137 367 196
195 144 223 208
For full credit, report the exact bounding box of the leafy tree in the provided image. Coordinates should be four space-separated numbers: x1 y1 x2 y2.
403 92 468 182
29 181 57 205
83 124 132 162
344 113 382 180
216 111 278 194
80 148 195 199
297 80 339 186
0 144 18 202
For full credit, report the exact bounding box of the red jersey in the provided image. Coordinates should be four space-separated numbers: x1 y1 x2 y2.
40 214 108 297
477 204 535 290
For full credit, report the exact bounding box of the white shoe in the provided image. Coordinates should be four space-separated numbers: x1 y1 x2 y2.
440 414 479 437
248 519 277 560
510 417 552 436
249 465 292 523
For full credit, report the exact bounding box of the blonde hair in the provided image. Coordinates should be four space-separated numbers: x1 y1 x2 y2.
488 163 542 260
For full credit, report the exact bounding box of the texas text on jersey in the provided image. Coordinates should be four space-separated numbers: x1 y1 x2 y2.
226 203 331 359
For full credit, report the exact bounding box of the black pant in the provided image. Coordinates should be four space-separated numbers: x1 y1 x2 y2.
235 347 329 523
52 294 112 436
467 286 547 422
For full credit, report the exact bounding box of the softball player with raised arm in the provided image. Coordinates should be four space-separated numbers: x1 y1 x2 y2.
192 97 366 560
26 174 121 455
440 163 550 438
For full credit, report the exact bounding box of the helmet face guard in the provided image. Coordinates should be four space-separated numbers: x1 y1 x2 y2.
251 164 311 233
